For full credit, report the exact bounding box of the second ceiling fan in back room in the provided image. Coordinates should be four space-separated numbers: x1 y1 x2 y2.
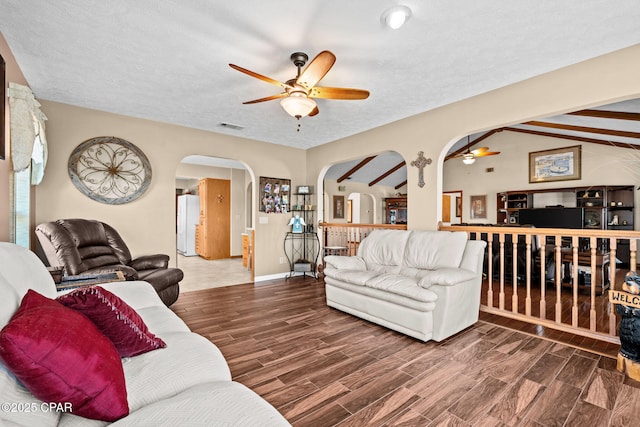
229 50 370 127
452 136 500 165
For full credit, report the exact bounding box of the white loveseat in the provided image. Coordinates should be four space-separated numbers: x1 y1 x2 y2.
0 242 290 427
323 229 486 342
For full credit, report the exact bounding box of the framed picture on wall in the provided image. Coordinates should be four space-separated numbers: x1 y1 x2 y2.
470 195 487 219
333 195 345 219
529 145 581 183
259 176 291 213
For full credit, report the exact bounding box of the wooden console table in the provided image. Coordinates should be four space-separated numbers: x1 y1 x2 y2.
561 249 610 295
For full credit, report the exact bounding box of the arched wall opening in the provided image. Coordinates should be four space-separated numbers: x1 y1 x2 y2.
317 150 407 226
175 154 256 289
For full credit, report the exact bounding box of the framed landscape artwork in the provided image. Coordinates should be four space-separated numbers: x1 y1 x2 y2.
529 145 581 183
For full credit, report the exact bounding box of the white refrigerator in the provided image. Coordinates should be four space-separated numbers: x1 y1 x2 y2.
177 194 200 256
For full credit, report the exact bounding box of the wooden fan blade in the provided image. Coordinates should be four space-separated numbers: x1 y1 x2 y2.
470 147 490 154
296 50 336 90
308 105 319 117
309 86 370 100
474 151 500 157
229 64 292 89
242 93 287 104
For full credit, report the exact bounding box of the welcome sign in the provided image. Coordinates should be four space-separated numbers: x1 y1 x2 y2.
609 290 640 309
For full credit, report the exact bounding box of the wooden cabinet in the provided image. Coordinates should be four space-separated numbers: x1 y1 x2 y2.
385 197 407 224
497 192 531 224
241 233 249 267
195 178 231 260
497 185 634 230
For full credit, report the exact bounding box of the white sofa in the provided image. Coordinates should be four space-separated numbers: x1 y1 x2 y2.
323 229 486 342
0 242 290 427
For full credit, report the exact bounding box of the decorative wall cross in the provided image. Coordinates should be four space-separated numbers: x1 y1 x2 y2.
410 151 432 188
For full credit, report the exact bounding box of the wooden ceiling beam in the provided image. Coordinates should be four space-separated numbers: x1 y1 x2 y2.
503 127 639 149
523 120 640 139
394 181 407 190
567 109 640 122
369 161 405 187
337 155 376 183
444 129 502 161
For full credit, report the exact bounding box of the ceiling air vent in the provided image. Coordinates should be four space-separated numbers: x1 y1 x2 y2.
218 122 245 131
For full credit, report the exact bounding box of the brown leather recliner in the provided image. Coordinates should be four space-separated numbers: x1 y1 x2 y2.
35 218 183 306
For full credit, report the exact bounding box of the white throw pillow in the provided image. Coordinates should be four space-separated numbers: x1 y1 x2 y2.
404 231 468 270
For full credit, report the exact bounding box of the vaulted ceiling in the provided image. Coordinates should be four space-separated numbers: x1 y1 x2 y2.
324 98 640 189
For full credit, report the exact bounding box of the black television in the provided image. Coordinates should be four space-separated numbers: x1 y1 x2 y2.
518 207 584 229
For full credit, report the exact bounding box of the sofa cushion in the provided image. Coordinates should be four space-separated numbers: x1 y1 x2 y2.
0 362 61 427
57 286 166 357
0 290 128 421
417 268 477 288
0 243 57 329
358 229 411 267
99 280 166 310
106 382 291 427
121 332 231 413
403 231 468 270
365 274 438 303
323 268 380 286
324 255 367 271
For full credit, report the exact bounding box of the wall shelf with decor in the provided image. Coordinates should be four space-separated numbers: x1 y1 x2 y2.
284 188 319 278
385 197 407 224
497 192 532 224
498 185 635 264
497 185 635 230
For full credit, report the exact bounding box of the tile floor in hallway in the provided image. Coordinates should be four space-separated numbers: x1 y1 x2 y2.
176 254 253 292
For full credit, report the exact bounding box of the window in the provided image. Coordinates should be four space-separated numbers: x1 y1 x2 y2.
7 83 48 248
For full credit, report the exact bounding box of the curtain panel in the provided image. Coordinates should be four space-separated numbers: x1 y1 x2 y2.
7 82 48 184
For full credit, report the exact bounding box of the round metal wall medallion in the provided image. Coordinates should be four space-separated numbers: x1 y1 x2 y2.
68 136 152 204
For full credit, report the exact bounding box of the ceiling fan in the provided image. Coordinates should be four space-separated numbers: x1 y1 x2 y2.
229 50 369 120
453 136 500 165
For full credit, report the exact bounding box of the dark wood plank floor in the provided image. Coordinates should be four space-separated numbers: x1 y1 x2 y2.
171 277 640 426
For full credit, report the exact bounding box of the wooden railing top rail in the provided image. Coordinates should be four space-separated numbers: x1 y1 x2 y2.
319 222 407 230
438 224 640 240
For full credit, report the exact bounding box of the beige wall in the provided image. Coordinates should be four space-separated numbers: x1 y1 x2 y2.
0 32 29 241
3 37 640 279
444 130 640 225
35 101 306 277
322 178 398 224
307 44 640 231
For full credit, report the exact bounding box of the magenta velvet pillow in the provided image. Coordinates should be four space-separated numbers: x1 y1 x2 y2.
57 286 166 357
0 289 128 421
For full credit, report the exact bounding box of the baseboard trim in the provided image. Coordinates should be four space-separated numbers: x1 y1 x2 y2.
254 272 289 282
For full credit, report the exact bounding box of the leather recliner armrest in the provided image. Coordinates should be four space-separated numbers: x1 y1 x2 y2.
129 254 170 270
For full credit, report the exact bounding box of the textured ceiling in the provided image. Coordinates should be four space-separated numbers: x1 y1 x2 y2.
1 0 640 151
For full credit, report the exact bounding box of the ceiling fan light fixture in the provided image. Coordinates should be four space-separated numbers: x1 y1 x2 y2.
382 5 412 29
462 154 476 165
280 93 317 118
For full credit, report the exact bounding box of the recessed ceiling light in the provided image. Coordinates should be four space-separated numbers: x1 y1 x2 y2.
381 5 412 30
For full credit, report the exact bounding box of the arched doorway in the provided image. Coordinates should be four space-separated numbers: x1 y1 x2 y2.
175 155 254 291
